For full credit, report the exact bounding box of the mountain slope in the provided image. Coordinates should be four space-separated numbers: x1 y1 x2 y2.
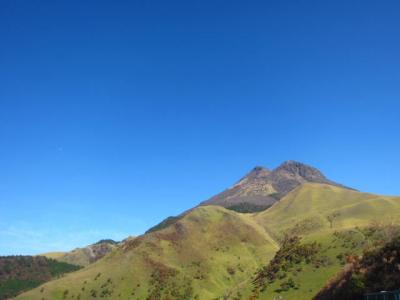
15 178 400 300
201 161 348 212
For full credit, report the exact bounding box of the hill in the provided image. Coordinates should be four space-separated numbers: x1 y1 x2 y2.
42 240 118 267
15 206 278 299
15 183 400 300
201 161 348 212
0 256 81 300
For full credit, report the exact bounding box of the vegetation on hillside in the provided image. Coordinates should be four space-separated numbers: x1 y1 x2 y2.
314 224 400 300
0 256 81 299
227 203 272 213
252 236 329 297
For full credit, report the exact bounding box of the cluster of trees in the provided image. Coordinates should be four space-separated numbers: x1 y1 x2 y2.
253 236 323 294
146 261 196 300
0 256 81 300
227 203 272 213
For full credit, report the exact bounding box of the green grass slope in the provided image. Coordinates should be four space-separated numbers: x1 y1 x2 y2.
255 183 400 240
15 206 278 300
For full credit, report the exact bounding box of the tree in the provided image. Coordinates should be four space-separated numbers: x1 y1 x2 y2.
327 212 341 228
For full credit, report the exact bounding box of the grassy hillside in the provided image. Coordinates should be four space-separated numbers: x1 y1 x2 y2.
15 184 400 300
16 206 278 300
255 183 400 239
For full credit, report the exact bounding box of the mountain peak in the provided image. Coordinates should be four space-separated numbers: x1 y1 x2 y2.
278 160 317 169
201 160 349 212
280 160 303 166
274 160 327 180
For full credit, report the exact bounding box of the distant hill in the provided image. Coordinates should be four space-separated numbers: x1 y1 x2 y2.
0 256 80 299
15 181 400 300
201 160 349 212
42 239 118 267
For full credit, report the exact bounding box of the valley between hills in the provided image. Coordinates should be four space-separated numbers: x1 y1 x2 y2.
4 161 400 300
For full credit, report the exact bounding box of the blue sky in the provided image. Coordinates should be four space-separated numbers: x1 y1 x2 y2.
1 0 400 255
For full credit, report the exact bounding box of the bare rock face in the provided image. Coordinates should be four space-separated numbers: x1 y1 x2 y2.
201 166 277 211
201 160 349 212
85 242 116 264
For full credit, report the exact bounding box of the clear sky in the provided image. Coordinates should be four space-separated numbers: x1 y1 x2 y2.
1 0 400 255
